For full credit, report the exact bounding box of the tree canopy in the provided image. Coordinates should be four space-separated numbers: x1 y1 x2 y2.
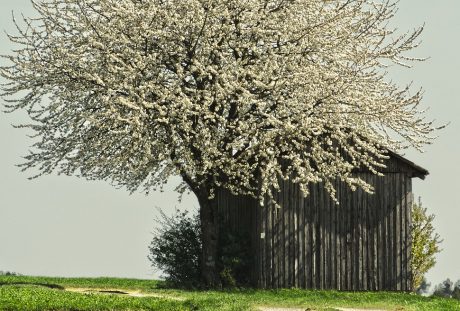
1 0 439 205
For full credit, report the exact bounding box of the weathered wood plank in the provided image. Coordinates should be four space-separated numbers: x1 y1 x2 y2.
294 182 299 288
367 173 375 290
394 174 402 291
358 183 363 290
270 199 274 289
267 196 272 288
361 174 368 290
401 174 407 291
306 184 312 289
310 185 317 288
299 183 305 288
340 180 347 290
273 194 279 288
362 175 369 290
319 184 325 289
290 178 295 287
331 180 337 289
317 183 322 289
403 174 408 291
377 175 384 290
328 186 334 290
406 178 413 291
372 174 379 290
324 185 333 289
310 182 315 288
260 196 265 287
385 174 391 290
283 178 289 287
352 186 358 290
343 185 353 290
336 179 342 290
389 173 395 290
349 185 354 290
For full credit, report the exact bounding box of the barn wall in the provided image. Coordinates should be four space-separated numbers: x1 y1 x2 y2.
217 172 414 291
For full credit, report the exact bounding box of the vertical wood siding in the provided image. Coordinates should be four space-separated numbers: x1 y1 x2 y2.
217 171 414 291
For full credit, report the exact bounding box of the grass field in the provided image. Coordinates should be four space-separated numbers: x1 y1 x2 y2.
1 275 459 310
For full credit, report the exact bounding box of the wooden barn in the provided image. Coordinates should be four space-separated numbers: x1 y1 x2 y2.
217 151 428 291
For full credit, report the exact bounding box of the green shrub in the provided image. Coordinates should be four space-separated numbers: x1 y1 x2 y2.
416 277 431 295
452 280 460 300
433 278 454 298
148 208 253 288
148 208 201 288
411 197 442 291
0 271 21 276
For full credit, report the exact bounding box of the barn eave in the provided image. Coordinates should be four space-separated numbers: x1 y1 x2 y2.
388 150 429 180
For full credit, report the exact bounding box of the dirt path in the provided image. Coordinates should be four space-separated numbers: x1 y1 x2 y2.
336 309 386 311
64 287 186 301
258 307 386 311
64 287 386 310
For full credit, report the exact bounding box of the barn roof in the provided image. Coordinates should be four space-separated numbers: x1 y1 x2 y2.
387 150 429 180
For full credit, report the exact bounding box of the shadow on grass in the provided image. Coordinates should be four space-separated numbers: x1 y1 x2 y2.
0 282 65 290
97 290 129 295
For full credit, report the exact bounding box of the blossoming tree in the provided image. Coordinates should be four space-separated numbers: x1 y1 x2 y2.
1 0 439 286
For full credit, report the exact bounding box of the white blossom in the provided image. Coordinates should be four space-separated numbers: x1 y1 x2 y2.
1 0 441 205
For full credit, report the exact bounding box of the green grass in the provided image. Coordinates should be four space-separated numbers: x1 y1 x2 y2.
1 275 459 311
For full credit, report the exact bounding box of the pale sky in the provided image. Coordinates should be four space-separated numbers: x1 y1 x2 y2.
0 0 459 288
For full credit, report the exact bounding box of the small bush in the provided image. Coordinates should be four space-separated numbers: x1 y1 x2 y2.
148 208 201 288
416 277 431 295
453 280 460 300
0 271 21 276
433 278 454 298
411 197 442 290
431 279 460 300
148 208 253 288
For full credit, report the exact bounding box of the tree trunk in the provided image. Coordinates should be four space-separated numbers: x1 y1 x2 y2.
197 190 221 287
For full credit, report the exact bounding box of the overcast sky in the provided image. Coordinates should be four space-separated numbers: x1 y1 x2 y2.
0 0 459 287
